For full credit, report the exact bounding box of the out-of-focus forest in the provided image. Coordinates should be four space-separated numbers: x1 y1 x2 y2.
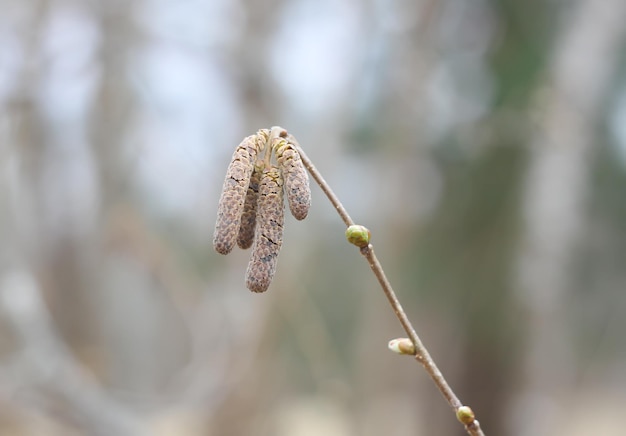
1 0 625 435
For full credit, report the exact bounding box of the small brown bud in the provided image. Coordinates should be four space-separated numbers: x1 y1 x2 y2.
213 134 266 255
273 138 311 220
237 163 263 249
270 125 288 138
245 166 284 292
388 338 416 355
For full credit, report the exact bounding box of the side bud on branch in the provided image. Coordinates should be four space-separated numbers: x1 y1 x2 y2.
456 406 476 425
388 338 416 355
346 225 371 248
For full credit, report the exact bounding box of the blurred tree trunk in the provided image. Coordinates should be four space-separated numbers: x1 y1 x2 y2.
5 1 150 434
9 0 99 356
232 0 287 130
87 0 193 397
401 143 527 436
395 0 561 433
512 0 626 435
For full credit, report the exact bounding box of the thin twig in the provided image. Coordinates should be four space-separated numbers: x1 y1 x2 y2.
291 138 486 436
288 135 354 227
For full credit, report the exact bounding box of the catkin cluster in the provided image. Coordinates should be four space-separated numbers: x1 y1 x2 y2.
213 127 311 293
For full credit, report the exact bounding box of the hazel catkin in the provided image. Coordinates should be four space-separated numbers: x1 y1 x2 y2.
245 166 284 293
213 133 266 255
237 163 263 249
273 138 311 220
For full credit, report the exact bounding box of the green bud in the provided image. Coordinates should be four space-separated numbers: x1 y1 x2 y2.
345 225 371 248
456 406 475 425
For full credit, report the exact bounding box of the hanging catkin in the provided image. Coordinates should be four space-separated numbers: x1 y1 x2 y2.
245 165 284 292
273 138 311 220
236 163 263 249
213 132 267 255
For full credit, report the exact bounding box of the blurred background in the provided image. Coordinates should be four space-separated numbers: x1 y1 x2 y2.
0 0 625 435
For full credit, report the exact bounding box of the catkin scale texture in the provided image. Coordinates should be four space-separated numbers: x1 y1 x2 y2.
274 139 311 220
213 134 264 255
237 164 262 249
246 166 284 293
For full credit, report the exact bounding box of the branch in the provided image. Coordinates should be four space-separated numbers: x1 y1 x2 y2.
290 136 485 436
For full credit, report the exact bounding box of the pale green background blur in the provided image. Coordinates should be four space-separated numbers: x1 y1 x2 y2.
1 0 625 435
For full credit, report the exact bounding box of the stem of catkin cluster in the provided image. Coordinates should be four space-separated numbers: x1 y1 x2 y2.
290 138 485 436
